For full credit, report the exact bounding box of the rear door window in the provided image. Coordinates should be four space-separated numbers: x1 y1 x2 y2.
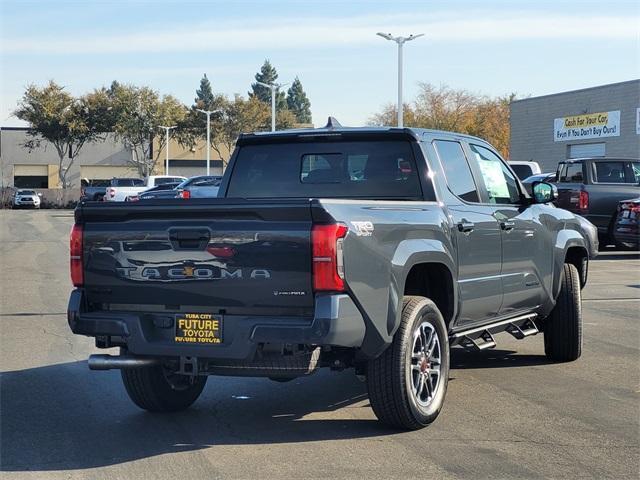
560 163 584 183
433 140 479 202
593 161 627 183
227 140 424 199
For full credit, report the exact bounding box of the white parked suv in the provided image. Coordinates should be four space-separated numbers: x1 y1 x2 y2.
104 176 187 202
509 161 542 180
13 189 42 209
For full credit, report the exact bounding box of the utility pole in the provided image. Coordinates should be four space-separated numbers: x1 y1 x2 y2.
158 126 177 175
376 32 424 127
256 81 287 132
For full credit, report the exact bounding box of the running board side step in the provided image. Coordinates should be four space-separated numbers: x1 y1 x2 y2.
450 314 539 351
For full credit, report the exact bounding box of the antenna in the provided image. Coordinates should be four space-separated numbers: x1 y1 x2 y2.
324 117 343 129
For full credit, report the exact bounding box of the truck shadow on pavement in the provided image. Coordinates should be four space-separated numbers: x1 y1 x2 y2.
1 348 550 472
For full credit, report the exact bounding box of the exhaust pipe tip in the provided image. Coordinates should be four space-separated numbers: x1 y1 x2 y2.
88 354 159 370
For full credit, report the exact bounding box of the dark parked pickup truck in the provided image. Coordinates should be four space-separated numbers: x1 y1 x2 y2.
68 124 597 430
555 157 640 245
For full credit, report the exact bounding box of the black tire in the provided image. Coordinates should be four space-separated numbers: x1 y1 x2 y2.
544 263 582 362
367 296 449 430
121 364 207 412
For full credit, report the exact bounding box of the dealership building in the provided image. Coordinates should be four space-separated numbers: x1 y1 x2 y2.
510 79 640 172
0 127 225 190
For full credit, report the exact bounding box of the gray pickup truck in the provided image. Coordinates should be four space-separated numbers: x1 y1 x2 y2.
68 124 597 430
555 157 640 246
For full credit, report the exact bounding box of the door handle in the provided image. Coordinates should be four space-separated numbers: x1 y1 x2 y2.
457 221 475 233
500 221 515 232
169 228 211 250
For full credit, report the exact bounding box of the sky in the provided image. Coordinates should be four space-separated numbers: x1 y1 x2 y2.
1 0 639 127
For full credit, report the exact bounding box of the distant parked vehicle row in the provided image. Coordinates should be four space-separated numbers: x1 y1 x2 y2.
554 157 639 246
103 176 187 202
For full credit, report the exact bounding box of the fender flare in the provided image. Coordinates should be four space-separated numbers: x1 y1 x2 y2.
387 238 457 337
552 229 588 300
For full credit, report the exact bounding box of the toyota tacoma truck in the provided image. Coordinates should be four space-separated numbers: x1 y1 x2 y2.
68 122 596 430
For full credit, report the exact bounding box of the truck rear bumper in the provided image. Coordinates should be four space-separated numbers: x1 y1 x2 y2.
67 289 366 360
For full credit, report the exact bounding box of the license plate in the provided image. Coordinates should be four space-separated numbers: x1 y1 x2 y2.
622 210 630 218
175 313 223 344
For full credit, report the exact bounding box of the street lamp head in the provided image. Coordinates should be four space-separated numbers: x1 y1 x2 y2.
376 32 394 41
256 81 273 89
406 33 425 42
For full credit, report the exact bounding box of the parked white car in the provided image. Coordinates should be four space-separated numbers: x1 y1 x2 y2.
104 176 187 202
13 189 42 209
509 161 542 180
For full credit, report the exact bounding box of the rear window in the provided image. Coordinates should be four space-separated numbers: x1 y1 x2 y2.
155 177 184 185
114 178 143 187
510 164 533 180
560 163 584 183
227 141 423 199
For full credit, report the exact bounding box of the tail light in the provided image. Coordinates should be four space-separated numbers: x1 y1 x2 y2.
312 223 348 292
70 224 83 287
179 189 191 199
620 201 640 213
107 187 115 198
578 190 589 212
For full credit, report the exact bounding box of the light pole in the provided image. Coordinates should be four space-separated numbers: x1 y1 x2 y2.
197 109 220 175
376 32 424 127
256 81 288 132
158 126 177 175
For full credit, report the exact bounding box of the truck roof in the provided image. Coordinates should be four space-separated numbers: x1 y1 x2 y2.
238 122 488 146
559 157 640 164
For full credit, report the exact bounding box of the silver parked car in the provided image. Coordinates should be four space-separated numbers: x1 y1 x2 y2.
13 189 42 209
176 175 222 199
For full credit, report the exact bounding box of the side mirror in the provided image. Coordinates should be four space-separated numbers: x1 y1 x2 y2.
37 193 43 197
531 181 557 204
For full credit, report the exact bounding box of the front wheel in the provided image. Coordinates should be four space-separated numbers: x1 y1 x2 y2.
367 296 450 430
121 363 207 412
544 263 582 362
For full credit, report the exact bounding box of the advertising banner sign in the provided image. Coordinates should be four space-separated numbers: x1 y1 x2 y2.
554 111 620 142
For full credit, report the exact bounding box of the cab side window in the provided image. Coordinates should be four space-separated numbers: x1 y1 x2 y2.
468 144 520 204
433 140 480 203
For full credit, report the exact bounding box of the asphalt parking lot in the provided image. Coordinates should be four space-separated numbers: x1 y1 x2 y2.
1 209 638 480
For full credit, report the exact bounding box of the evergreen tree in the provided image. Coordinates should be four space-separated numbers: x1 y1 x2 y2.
286 77 312 124
250 60 286 110
194 74 215 109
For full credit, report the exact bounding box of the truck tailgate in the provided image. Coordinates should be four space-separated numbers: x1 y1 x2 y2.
78 199 314 315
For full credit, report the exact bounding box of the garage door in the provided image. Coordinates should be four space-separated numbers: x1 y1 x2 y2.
568 143 606 158
13 164 49 188
80 165 138 181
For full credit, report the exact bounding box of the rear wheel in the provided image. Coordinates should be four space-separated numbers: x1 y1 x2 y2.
367 296 449 430
544 263 582 362
121 362 207 412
